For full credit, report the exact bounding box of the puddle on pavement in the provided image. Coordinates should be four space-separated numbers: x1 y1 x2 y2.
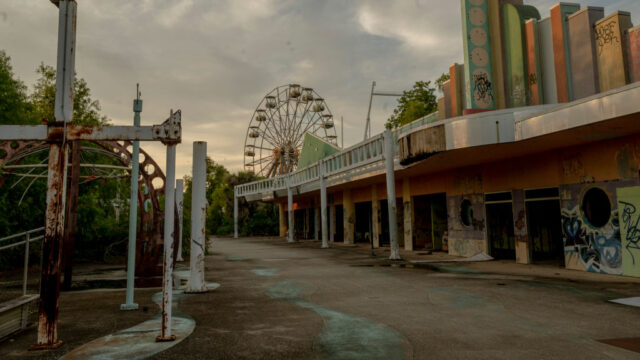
349 262 480 275
226 255 250 262
266 280 410 360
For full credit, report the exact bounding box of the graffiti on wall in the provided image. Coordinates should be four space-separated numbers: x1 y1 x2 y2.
595 21 619 55
617 186 640 277
561 206 621 275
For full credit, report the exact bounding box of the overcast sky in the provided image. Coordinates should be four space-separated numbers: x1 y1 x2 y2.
1 0 639 180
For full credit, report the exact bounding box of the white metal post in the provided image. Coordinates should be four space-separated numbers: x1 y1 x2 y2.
187 141 207 293
384 130 401 260
233 188 238 239
121 85 142 311
320 163 329 248
157 142 177 342
176 179 184 262
287 176 294 243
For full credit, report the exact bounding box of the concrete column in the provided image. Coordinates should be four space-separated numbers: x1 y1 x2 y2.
596 12 633 92
371 185 381 249
287 179 294 243
384 130 401 260
233 188 238 239
320 167 329 248
176 179 184 261
187 141 207 293
279 203 287 238
329 205 336 242
158 141 177 341
402 179 414 251
343 189 355 245
550 3 580 103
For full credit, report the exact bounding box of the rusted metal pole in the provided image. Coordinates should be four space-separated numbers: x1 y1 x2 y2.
187 141 207 293
176 179 184 262
62 140 80 291
33 142 69 350
384 130 401 260
32 0 76 350
157 141 177 342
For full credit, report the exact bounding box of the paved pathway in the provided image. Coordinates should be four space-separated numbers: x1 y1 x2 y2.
154 237 640 360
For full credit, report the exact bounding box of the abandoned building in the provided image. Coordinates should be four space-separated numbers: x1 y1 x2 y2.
236 1 640 278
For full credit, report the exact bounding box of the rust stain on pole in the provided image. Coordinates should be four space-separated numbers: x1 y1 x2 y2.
30 142 68 350
62 141 80 291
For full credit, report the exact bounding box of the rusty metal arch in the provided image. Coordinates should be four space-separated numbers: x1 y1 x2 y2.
0 140 177 276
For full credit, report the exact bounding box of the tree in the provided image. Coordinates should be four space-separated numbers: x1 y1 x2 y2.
30 63 109 125
0 50 36 125
385 80 438 129
435 73 450 96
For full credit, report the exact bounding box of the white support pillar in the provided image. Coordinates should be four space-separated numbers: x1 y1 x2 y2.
157 141 177 342
233 188 239 239
320 163 329 248
175 179 184 262
288 177 294 243
384 130 401 260
187 141 207 293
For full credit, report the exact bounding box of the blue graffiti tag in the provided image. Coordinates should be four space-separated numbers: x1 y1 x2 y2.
561 207 621 274
620 202 640 265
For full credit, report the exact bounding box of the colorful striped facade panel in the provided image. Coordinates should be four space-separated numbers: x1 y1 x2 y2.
503 4 540 108
568 7 604 100
596 12 634 92
462 0 496 110
488 0 524 109
525 19 542 105
629 25 640 83
550 3 580 103
539 18 558 104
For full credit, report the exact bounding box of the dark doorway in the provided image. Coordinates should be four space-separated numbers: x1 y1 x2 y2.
526 196 564 265
355 202 372 244
486 203 516 259
335 204 344 242
294 210 305 239
413 193 447 250
308 208 315 239
380 200 390 246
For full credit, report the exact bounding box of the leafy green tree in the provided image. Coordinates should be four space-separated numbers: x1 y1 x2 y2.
385 80 438 129
30 63 108 125
435 73 450 95
0 50 36 125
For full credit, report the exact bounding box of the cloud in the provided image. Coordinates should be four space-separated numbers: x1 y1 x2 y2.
2 0 640 180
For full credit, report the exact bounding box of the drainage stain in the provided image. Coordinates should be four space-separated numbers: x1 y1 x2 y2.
251 268 278 277
226 255 249 262
266 280 410 360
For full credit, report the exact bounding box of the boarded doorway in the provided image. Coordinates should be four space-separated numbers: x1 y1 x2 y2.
525 188 564 265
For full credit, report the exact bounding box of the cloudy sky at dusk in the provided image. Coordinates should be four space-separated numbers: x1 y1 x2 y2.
1 0 639 180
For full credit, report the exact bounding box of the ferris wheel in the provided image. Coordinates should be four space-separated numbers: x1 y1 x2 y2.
244 84 338 177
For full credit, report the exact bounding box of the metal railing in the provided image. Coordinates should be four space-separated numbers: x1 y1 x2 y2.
0 227 45 296
236 132 389 198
